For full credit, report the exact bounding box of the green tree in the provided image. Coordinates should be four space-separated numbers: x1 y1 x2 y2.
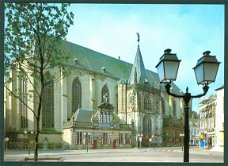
4 3 74 161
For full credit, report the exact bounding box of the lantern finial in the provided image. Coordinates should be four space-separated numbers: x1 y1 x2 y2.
203 51 211 56
164 48 172 54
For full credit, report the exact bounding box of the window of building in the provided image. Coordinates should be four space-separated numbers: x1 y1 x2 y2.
144 96 152 110
103 112 107 123
100 112 103 123
161 98 165 114
88 134 91 144
42 72 54 128
101 85 109 102
125 133 131 144
103 133 108 144
119 133 124 144
75 132 83 145
172 99 177 116
143 116 151 134
100 111 112 123
107 112 111 123
19 78 28 128
108 139 111 145
72 77 81 113
128 94 134 104
84 133 91 144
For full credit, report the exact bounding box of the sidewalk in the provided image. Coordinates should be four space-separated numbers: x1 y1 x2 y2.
4 146 223 155
4 146 223 162
210 146 224 152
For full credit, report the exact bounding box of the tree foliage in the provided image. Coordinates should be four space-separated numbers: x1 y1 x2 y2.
5 3 74 77
4 3 74 161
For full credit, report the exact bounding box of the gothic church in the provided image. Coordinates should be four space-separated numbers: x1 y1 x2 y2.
4 38 184 149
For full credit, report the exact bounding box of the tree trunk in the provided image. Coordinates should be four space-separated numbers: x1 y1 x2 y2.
33 85 43 161
34 132 39 161
34 108 41 161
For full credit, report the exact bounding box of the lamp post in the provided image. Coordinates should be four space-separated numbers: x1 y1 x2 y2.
84 132 90 153
156 49 220 162
138 134 143 151
4 137 9 151
151 135 155 147
149 138 152 148
180 133 184 151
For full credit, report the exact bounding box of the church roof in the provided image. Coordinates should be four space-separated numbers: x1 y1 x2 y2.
72 108 127 128
73 109 97 123
61 40 182 95
62 41 132 81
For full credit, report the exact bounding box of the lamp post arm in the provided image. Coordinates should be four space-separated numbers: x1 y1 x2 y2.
165 83 184 98
165 82 209 99
191 85 209 98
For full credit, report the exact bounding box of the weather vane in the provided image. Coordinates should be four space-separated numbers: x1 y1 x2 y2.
136 32 140 44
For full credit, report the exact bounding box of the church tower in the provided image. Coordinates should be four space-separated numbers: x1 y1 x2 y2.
118 33 163 147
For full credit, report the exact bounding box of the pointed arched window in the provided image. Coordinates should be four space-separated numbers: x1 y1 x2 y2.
144 96 152 109
172 99 177 116
143 116 151 134
72 77 81 113
161 98 165 114
20 78 28 128
42 72 54 128
101 85 109 102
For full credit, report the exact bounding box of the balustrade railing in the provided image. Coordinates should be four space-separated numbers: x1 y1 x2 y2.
70 121 132 129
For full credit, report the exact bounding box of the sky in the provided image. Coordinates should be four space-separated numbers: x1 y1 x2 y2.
66 4 224 112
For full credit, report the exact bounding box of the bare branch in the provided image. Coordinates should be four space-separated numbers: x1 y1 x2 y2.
4 84 38 118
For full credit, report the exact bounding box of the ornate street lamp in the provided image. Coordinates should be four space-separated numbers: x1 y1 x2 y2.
193 51 220 85
156 49 220 162
156 49 181 83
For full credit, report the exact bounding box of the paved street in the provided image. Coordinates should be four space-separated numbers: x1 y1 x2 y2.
4 147 223 163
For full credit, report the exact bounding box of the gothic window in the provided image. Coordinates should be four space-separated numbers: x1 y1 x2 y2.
119 133 124 144
144 96 152 110
20 78 28 128
143 116 151 134
131 120 135 128
72 78 81 113
42 72 54 128
103 112 107 123
75 132 83 145
100 112 103 123
128 95 134 103
100 111 111 123
101 84 109 102
108 112 111 123
103 133 108 144
161 98 165 114
172 99 176 116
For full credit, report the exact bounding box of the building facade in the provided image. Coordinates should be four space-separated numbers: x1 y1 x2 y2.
215 86 224 149
4 40 184 149
199 95 216 148
189 111 200 146
199 86 224 150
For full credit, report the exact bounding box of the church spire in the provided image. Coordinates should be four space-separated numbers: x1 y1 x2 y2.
128 33 147 85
